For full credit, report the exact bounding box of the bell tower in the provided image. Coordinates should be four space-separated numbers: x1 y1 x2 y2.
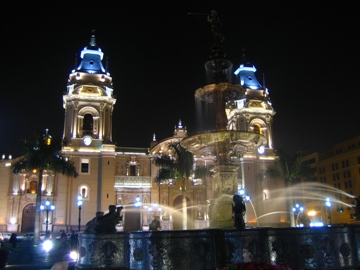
226 51 276 156
62 32 116 152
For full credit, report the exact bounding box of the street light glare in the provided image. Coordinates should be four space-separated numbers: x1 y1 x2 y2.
42 239 53 252
69 250 79 260
325 197 332 226
325 197 332 207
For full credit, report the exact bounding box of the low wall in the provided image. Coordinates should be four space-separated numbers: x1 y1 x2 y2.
76 225 360 270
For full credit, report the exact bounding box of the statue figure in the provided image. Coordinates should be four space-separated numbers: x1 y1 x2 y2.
207 10 224 45
353 196 360 220
232 194 246 229
84 211 104 233
187 10 225 54
95 205 123 233
149 216 161 231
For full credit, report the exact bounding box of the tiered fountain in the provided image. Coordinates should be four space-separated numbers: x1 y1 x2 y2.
180 23 266 228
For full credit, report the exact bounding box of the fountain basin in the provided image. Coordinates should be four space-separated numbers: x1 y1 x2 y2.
195 83 245 103
180 130 267 158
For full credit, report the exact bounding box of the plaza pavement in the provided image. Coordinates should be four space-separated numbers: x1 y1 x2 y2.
1 239 75 270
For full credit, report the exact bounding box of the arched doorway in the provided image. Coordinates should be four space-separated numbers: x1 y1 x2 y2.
22 203 36 232
172 195 192 230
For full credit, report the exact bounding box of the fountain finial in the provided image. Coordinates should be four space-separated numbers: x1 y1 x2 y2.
90 29 96 47
207 10 225 57
207 10 225 48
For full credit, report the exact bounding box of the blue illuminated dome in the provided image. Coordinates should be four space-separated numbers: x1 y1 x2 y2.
76 32 106 74
234 50 263 90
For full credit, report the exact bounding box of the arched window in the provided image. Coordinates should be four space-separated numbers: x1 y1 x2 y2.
83 114 93 131
81 187 86 197
253 125 261 134
78 184 90 200
250 119 266 136
29 181 37 194
127 157 139 176
228 121 237 130
129 165 136 176
263 189 269 200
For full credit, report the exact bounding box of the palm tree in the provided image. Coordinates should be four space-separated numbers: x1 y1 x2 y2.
12 129 78 243
154 141 193 183
266 147 312 227
153 141 212 229
153 141 193 229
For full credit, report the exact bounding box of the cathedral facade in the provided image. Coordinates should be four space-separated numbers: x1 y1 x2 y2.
0 34 286 234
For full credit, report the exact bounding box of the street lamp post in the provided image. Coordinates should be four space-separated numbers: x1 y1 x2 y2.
134 195 142 207
134 195 142 230
77 194 83 232
40 199 55 239
238 188 251 202
292 203 304 227
148 205 153 226
325 197 332 226
152 202 162 217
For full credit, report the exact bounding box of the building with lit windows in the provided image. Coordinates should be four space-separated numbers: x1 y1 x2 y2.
300 137 360 226
0 33 287 234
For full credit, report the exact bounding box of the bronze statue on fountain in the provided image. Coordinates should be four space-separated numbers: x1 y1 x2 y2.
232 194 246 229
84 205 123 234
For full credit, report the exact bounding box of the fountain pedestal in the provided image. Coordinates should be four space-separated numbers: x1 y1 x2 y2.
208 164 239 228
208 197 233 228
181 131 265 229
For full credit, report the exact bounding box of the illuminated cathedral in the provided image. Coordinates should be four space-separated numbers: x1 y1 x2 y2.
0 33 286 234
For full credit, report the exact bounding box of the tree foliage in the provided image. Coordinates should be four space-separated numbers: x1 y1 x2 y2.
153 141 214 185
12 130 78 177
265 147 312 184
153 141 193 184
12 129 78 243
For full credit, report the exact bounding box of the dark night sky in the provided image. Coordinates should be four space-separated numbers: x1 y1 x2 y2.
1 1 359 158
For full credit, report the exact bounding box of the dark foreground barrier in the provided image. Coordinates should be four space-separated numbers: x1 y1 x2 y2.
0 247 10 269
76 225 360 270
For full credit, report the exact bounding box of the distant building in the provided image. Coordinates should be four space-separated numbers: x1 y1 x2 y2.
300 136 360 226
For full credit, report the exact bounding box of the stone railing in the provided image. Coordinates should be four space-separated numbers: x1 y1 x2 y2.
114 176 151 188
77 225 360 269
